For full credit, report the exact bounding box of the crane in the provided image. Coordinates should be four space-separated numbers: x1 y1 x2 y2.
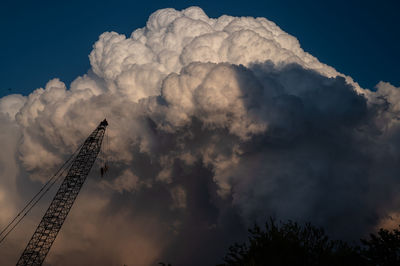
16 119 108 265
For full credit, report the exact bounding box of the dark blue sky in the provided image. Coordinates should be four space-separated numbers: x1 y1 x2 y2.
0 0 398 97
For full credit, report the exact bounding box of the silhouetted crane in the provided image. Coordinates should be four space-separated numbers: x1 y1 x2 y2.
16 119 108 265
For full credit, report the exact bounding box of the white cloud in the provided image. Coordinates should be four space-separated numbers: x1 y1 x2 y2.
1 6 400 265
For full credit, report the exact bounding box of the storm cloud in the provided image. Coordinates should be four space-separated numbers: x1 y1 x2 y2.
1 6 400 266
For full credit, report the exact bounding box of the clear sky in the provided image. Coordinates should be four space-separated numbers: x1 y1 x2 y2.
0 0 399 97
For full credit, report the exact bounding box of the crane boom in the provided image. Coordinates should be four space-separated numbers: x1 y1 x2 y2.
16 119 108 266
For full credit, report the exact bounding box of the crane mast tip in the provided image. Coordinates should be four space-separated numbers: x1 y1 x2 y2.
100 119 108 127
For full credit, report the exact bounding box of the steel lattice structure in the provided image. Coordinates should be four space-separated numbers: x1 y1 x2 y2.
16 119 108 266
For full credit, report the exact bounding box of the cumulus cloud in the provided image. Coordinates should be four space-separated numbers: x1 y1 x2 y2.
1 6 400 266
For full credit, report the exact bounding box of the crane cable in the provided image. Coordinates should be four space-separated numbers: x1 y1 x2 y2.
100 129 110 177
0 142 84 245
105 129 110 163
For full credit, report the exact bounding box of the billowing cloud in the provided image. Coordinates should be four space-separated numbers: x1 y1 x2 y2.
1 6 400 266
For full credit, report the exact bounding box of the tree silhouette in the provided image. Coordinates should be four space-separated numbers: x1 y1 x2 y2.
219 218 365 266
361 225 400 266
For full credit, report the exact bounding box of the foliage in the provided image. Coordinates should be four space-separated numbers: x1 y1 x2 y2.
219 218 365 266
361 226 400 266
